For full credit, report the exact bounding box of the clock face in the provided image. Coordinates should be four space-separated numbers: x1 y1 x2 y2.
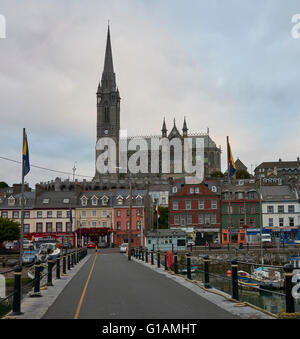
104 130 109 135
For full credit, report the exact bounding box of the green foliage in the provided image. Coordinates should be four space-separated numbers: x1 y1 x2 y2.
154 206 169 229
0 182 8 189
210 171 225 178
235 169 251 179
0 217 20 243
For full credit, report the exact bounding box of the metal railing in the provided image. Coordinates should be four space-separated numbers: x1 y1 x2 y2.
131 247 299 318
0 248 88 317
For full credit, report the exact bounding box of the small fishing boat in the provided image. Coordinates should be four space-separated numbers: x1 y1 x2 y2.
252 267 284 290
180 266 198 275
237 271 260 290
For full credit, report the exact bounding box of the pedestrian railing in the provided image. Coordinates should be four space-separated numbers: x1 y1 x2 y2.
0 247 88 318
130 247 300 319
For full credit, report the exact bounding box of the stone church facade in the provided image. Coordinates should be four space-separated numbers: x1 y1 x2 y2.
94 26 221 187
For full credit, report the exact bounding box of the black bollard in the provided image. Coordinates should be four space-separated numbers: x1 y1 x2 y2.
186 253 192 280
47 256 54 286
231 259 239 300
11 265 23 315
145 249 148 263
151 250 154 265
63 254 67 275
31 260 42 297
56 255 61 279
283 264 295 313
142 248 144 261
203 255 211 288
157 250 161 268
174 252 178 274
67 252 71 270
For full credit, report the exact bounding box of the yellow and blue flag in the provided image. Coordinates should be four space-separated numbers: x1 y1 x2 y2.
23 130 30 176
227 140 236 177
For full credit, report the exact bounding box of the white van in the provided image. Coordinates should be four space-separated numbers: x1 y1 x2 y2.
261 234 272 243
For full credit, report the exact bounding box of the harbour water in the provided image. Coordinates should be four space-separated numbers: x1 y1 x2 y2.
192 267 300 316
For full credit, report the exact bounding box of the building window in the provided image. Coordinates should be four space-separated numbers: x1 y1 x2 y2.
249 206 256 214
117 221 121 230
278 205 284 214
24 211 30 219
117 210 121 217
268 218 273 227
279 218 284 227
190 188 194 194
187 214 192 225
92 221 97 227
102 221 107 228
12 211 19 219
172 187 177 193
227 206 233 214
195 187 199 194
211 214 216 224
185 200 191 210
36 223 43 233
205 215 210 225
174 215 179 225
82 222 87 227
92 198 98 206
126 209 130 216
47 211 52 218
46 223 52 233
102 210 107 218
237 192 244 199
1 211 8 218
161 197 166 205
249 218 255 226
37 211 43 218
173 200 179 210
117 199 123 205
288 205 295 213
289 217 294 227
239 218 245 227
137 220 140 230
239 206 245 214
127 221 130 230
57 211 62 218
180 215 186 226
92 210 97 217
198 200 204 209
249 192 255 199
267 206 274 213
56 222 62 232
81 211 86 218
24 224 30 234
198 214 204 224
66 222 72 232
81 199 87 207
211 200 217 209
102 198 108 206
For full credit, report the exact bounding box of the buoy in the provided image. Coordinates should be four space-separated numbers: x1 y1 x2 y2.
227 270 231 277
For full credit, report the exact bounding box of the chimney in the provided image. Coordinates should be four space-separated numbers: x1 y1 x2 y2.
279 158 282 162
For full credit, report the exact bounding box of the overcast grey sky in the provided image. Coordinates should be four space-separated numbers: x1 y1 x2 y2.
0 0 300 187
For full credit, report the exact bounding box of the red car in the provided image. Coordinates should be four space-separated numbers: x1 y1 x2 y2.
87 242 96 248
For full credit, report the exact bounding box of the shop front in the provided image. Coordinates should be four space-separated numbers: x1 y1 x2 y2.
222 229 246 245
76 227 113 247
264 227 300 244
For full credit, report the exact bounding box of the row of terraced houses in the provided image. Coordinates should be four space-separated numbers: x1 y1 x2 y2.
1 177 300 247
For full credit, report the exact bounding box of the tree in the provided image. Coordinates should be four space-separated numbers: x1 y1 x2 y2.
0 217 20 244
210 171 225 178
154 206 169 229
0 182 9 189
235 169 251 179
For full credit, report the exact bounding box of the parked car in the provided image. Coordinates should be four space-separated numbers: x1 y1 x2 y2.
120 243 128 253
87 242 96 248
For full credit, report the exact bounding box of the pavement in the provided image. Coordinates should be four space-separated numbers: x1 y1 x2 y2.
5 248 274 319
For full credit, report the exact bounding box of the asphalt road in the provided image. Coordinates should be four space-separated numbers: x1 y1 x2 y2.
43 248 238 319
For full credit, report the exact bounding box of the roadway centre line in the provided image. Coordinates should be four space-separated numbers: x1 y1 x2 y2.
74 251 98 319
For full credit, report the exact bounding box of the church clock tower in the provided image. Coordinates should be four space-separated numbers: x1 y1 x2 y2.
95 26 120 180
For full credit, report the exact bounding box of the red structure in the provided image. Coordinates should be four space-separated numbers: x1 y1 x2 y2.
169 183 221 244
113 207 145 248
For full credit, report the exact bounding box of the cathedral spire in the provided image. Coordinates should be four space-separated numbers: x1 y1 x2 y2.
182 117 188 137
162 118 167 137
100 24 116 92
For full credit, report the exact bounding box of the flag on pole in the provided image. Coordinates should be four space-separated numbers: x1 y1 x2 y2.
156 202 160 219
227 139 236 178
23 130 30 176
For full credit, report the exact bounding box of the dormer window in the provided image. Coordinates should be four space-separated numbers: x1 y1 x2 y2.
116 195 123 205
63 198 70 204
92 198 98 206
8 196 15 206
101 195 109 206
81 198 88 207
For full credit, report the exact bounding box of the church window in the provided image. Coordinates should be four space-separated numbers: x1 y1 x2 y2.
104 106 109 122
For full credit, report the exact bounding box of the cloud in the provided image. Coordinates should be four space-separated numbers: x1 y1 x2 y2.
0 0 300 185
